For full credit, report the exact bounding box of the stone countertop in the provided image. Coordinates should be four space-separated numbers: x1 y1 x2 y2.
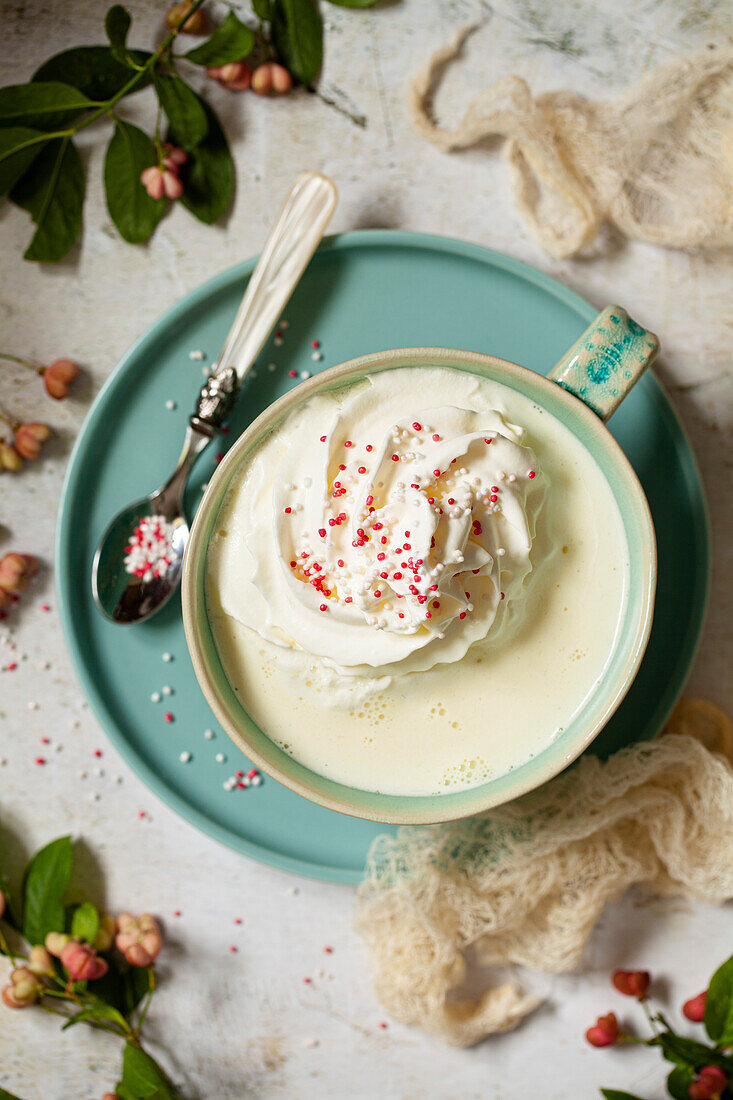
0 2 731 1097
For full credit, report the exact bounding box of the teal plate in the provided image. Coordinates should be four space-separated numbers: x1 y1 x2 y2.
56 231 709 884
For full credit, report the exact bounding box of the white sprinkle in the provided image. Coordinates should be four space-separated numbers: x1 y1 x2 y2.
200 482 209 492
165 399 177 411
215 752 226 763
113 775 123 784
151 692 161 703
204 728 215 740
268 362 277 372
251 774 262 786
274 336 284 347
179 751 192 763
189 349 205 360
223 778 236 791
300 370 311 379
250 369 257 379
78 770 87 780
311 351 322 362
54 743 63 753
89 792 99 802
93 766 104 777
497 547 505 556
508 474 516 482
0 758 6 767
202 366 211 377
304 1038 319 1049
27 700 39 710
162 685 173 696
162 652 173 663
279 319 289 329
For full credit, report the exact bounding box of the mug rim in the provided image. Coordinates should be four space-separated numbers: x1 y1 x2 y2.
182 347 657 824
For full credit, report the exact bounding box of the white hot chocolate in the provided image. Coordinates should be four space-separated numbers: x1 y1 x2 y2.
206 366 629 796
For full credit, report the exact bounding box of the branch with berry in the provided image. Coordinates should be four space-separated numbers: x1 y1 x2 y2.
586 960 733 1100
0 352 80 473
0 836 178 1100
0 0 382 263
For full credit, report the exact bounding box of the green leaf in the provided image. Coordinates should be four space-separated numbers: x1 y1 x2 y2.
599 1091 649 1100
324 0 380 6
271 0 323 85
106 5 133 65
10 137 85 262
61 1001 129 1032
104 121 164 243
168 97 234 224
33 46 152 100
705 955 733 1045
70 900 100 945
657 1031 731 1071
20 836 72 945
0 1087 27 1100
666 1065 696 1100
0 82 94 131
0 128 47 197
154 74 208 147
121 1042 181 1099
184 11 255 66
252 0 273 18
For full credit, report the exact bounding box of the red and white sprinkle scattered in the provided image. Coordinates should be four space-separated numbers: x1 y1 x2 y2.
124 515 177 582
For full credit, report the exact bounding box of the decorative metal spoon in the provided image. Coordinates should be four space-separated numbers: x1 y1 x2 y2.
92 172 338 624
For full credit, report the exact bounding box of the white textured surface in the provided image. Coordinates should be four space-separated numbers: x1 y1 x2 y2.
0 2 731 1097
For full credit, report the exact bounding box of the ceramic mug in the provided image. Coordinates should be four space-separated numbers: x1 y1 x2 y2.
182 306 658 824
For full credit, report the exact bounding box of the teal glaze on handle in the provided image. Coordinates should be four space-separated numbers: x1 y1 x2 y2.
549 305 660 421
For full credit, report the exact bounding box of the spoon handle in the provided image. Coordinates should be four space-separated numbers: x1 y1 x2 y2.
215 172 338 380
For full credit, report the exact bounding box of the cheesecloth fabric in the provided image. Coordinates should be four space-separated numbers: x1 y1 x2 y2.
408 32 733 259
356 700 733 1045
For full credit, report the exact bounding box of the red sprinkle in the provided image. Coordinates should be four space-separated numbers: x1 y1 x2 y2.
216 452 224 463
377 553 386 561
318 528 326 537
433 469 440 477
164 712 174 723
40 736 50 744
379 1022 388 1030
284 507 292 514
337 559 345 568
319 604 327 612
323 946 333 954
93 749 102 758
432 434 440 442
320 435 327 442
311 339 320 349
229 945 238 953
234 917 242 924
393 572 402 580
412 422 422 431
374 590 381 598
41 603 51 612
500 592 505 600
303 977 312 984
459 612 466 620
365 444 373 452
344 440 353 448
35 757 46 766
288 369 297 378
528 470 536 478
358 466 366 474
173 909 182 917
391 454 399 462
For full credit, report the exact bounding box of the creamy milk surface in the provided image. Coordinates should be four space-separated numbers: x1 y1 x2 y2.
206 367 629 796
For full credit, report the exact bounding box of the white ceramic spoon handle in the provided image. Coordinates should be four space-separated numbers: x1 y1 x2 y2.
215 172 338 380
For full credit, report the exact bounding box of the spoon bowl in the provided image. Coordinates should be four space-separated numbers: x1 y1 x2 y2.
92 497 188 623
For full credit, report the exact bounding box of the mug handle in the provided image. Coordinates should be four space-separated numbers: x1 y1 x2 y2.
548 305 660 422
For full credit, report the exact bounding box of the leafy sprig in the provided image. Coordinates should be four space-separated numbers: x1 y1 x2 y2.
0 835 178 1099
588 959 733 1100
0 0 382 262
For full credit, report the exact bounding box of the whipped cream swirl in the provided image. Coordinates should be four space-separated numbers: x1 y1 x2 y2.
215 372 545 676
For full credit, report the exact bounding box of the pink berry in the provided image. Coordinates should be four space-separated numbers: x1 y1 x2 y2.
682 991 708 1023
585 1012 620 1047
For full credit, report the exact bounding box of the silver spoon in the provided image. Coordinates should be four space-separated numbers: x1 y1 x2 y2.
92 172 338 624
